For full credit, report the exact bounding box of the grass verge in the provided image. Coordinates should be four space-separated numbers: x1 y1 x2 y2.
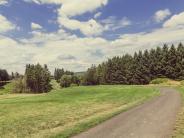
173 86 184 138
0 84 159 138
0 81 14 95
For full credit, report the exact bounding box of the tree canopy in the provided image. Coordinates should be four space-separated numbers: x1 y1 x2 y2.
84 43 184 85
25 64 51 93
0 69 9 81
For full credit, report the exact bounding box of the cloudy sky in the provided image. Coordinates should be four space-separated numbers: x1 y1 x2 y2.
0 0 184 73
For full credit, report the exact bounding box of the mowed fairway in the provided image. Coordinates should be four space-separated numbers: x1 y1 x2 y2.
0 84 159 138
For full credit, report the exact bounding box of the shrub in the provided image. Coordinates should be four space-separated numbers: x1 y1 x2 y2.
71 75 81 86
0 69 9 81
150 78 169 84
60 75 72 88
13 77 30 93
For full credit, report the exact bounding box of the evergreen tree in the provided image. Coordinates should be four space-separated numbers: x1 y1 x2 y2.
25 64 51 93
84 43 184 85
83 65 99 85
0 69 9 81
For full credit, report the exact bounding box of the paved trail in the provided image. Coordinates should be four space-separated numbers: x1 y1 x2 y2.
73 87 181 138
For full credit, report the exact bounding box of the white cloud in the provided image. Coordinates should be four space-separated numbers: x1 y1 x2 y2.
57 0 108 17
0 0 8 5
101 16 132 31
2 16 184 73
58 17 105 36
0 14 15 33
1 3 184 74
56 0 108 36
163 12 184 28
23 0 62 4
94 12 102 19
24 0 109 36
31 22 43 30
21 29 77 44
154 9 171 23
25 0 108 17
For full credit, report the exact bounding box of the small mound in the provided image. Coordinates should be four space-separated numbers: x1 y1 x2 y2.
150 78 181 86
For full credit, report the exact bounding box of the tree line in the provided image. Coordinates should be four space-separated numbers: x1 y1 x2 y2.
1 43 184 93
11 64 52 93
83 43 184 85
54 68 80 87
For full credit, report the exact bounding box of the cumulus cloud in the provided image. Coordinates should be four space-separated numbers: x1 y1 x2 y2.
154 9 171 23
101 16 132 31
0 14 16 33
21 29 77 44
25 0 108 17
94 12 102 19
57 0 108 17
31 22 43 30
163 12 184 28
24 0 62 4
58 17 105 36
1 2 184 74
0 0 8 5
56 0 108 36
25 0 108 36
2 12 184 73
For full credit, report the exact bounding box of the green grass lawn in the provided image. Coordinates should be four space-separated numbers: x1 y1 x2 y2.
173 86 184 138
0 81 14 95
0 83 159 138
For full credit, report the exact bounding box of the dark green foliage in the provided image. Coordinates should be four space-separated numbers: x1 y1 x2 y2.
60 75 72 88
54 68 74 82
0 69 9 81
0 69 9 87
54 68 80 87
54 68 64 82
85 43 184 85
25 64 51 93
71 75 81 86
83 65 99 85
13 77 30 93
11 72 21 80
150 78 169 84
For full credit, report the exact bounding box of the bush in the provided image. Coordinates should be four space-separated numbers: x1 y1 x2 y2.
0 69 9 81
72 75 81 86
150 78 169 84
70 83 78 87
60 75 72 88
13 77 30 93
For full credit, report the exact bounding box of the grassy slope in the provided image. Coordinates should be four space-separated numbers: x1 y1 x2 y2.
0 81 14 95
0 83 159 138
173 86 184 137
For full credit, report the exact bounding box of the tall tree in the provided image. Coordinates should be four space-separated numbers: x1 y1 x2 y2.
84 43 184 85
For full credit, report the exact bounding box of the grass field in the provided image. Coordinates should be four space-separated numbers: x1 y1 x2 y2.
173 86 184 138
0 82 159 138
0 82 14 95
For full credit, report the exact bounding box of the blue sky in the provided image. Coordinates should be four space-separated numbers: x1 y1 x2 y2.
0 0 184 73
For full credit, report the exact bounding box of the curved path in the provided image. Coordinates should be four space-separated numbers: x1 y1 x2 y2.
73 87 181 138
